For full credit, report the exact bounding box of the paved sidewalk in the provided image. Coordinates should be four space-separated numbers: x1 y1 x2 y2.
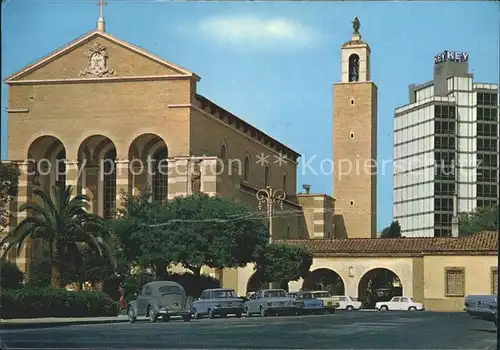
0 315 129 329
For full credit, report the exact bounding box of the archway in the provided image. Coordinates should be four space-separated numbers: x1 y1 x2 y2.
246 271 267 294
128 133 168 201
348 53 360 82
77 135 117 218
357 268 402 309
22 136 66 265
27 135 66 199
302 268 345 295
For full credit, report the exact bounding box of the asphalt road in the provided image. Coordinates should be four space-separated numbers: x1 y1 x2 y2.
1 311 497 349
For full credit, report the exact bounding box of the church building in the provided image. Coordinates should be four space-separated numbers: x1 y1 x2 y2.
2 9 335 275
2 11 496 311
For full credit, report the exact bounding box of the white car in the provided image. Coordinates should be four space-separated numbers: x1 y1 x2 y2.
336 296 362 311
375 296 424 311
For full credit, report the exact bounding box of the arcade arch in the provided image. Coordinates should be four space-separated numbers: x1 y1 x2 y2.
27 136 66 200
246 271 266 294
357 268 402 308
77 135 117 218
128 133 168 201
302 268 345 295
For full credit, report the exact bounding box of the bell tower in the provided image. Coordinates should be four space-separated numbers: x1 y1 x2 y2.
333 17 378 238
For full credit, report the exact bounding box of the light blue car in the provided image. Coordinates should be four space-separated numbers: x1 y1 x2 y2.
288 291 326 315
191 288 245 319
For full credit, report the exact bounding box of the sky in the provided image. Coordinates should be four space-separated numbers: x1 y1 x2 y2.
1 0 499 231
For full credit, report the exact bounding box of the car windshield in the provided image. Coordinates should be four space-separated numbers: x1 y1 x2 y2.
212 290 237 298
158 286 183 295
264 290 287 298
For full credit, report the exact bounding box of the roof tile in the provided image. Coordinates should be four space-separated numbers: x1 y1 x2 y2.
275 231 498 256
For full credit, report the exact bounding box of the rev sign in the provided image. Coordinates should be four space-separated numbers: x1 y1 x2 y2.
434 51 469 64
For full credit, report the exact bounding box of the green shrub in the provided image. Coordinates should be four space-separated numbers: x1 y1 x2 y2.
0 260 25 290
83 291 119 317
0 287 119 319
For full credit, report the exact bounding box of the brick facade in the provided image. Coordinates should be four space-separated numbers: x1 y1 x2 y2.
333 33 377 239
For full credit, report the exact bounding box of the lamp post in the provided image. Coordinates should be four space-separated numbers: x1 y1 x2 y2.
256 186 286 244
256 186 286 289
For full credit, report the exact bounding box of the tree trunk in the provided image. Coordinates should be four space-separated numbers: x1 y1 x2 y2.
49 242 64 288
51 262 63 288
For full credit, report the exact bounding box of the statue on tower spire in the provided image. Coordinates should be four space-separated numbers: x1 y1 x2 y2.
97 0 107 32
352 17 360 35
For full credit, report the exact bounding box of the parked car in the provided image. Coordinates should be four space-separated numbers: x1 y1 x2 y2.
288 291 325 314
127 281 193 323
375 296 424 311
244 289 302 317
309 291 340 313
464 295 497 326
334 295 362 311
191 288 245 319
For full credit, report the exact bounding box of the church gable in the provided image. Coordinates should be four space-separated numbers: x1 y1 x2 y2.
5 31 196 82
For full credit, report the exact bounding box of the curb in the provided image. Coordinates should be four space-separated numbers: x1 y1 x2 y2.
0 318 129 330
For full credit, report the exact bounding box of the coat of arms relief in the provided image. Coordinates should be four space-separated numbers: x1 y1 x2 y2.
79 42 116 77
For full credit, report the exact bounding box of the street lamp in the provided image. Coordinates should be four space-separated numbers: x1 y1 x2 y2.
256 186 286 290
256 186 286 244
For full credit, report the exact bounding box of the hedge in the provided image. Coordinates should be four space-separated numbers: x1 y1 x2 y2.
0 261 24 290
0 287 119 319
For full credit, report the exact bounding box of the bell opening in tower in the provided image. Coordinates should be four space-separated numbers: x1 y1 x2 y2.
349 54 360 82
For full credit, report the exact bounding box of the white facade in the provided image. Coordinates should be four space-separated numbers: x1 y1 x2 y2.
393 70 498 237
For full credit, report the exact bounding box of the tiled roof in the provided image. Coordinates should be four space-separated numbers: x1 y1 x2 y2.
275 231 498 257
426 231 498 252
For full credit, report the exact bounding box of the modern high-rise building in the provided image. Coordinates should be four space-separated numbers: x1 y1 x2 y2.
393 51 499 237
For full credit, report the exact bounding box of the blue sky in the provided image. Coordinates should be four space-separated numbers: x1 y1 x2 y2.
1 0 499 231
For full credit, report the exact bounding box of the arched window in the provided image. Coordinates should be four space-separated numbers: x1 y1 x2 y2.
153 147 169 202
220 144 227 160
282 173 287 192
348 54 360 82
264 166 270 187
244 156 250 181
55 149 66 187
103 148 116 219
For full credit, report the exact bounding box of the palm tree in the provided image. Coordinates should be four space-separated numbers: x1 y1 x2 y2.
0 183 116 288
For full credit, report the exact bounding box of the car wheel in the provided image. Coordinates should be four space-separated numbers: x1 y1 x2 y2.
208 309 215 319
408 306 417 311
235 313 242 318
244 307 252 317
346 305 354 311
380 305 388 311
183 314 191 322
193 309 201 320
162 315 170 322
260 306 267 317
148 307 158 322
127 307 136 324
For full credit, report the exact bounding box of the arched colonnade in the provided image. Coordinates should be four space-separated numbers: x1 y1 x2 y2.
18 133 172 219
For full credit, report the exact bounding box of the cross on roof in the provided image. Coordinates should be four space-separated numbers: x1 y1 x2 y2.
97 0 107 18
